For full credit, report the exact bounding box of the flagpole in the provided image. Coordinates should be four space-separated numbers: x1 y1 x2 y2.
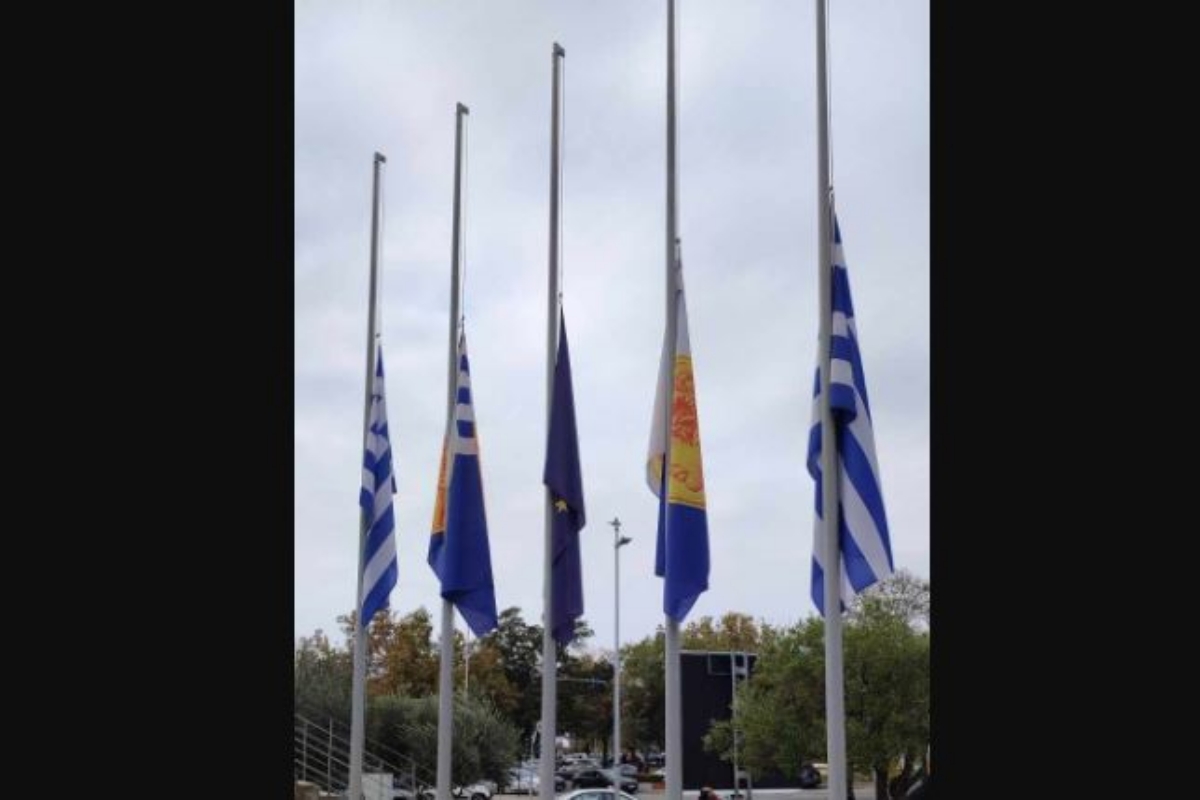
349 150 386 800
815 1 848 797
438 102 468 800
539 41 565 800
612 517 628 771
663 1 683 799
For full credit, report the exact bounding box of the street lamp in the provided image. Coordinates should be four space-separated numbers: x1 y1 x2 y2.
611 517 632 772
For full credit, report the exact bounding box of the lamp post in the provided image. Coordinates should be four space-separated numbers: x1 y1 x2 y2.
611 517 631 772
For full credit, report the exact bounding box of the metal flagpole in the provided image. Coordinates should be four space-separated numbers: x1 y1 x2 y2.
815 1 848 797
604 520 633 767
611 517 628 771
438 103 468 800
540 41 565 800
664 1 683 799
614 528 621 769
350 150 387 800
730 652 738 796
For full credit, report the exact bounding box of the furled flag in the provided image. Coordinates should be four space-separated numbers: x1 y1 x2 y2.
808 213 894 614
359 342 398 628
544 312 586 645
646 246 710 622
429 332 498 636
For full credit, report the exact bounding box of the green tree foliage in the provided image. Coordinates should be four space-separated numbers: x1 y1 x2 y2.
703 617 826 780
703 572 930 800
335 607 440 697
462 636 519 717
296 611 521 785
477 607 546 745
617 613 769 754
619 629 665 751
682 612 764 652
295 628 353 722
845 573 930 798
366 694 520 786
558 649 614 756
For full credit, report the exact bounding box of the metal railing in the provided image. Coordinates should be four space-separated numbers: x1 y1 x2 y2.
294 711 437 797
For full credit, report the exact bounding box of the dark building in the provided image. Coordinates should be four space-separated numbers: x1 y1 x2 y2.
680 650 793 791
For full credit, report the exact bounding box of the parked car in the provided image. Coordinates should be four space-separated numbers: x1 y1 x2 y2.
556 790 637 800
568 769 638 794
560 753 595 768
798 763 821 789
419 782 492 800
616 754 644 772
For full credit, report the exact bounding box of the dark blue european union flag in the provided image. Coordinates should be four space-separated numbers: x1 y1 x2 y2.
543 312 585 645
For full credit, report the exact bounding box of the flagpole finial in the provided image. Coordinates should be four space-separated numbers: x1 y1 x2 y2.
553 42 565 57
457 102 470 116
374 152 387 163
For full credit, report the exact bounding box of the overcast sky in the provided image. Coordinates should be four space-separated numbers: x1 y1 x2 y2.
295 0 928 654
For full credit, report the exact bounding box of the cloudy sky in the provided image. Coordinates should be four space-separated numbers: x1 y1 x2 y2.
295 0 928 654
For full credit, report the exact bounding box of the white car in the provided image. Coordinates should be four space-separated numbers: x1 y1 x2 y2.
420 783 492 800
557 790 637 800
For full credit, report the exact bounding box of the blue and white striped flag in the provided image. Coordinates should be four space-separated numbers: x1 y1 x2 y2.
359 342 398 628
428 332 497 637
808 214 893 614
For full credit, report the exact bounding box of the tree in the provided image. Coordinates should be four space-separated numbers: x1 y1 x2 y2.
366 693 521 786
375 608 440 697
303 608 521 787
620 628 665 752
850 569 929 630
462 637 519 717
617 613 765 756
295 628 353 723
683 612 763 652
559 651 613 756
480 607 545 745
703 617 826 780
703 574 930 800
845 572 930 798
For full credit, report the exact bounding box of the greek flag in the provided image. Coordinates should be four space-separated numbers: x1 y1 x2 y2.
359 342 398 629
808 214 893 614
